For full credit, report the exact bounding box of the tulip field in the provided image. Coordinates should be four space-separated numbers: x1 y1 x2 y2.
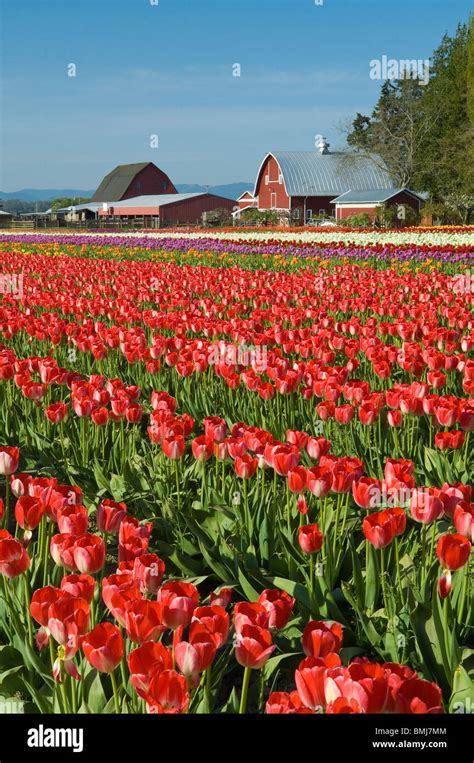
0 229 472 716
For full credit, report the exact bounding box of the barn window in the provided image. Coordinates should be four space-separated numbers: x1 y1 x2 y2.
278 173 283 184
265 175 269 185
319 208 325 216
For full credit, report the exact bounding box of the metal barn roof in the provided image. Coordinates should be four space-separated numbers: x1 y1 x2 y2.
258 151 393 197
109 193 205 208
332 188 425 204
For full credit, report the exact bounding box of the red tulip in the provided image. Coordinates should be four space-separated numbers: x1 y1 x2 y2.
234 601 269 633
57 504 88 535
157 581 199 629
102 573 141 626
124 599 165 644
334 405 354 424
395 678 443 714
118 516 151 562
271 445 300 476
47 595 90 657
435 430 465 450
191 605 229 648
454 501 474 542
97 498 127 535
306 466 332 498
82 622 124 672
298 524 323 554
286 430 308 450
175 625 217 687
363 510 394 549
125 403 143 424
306 437 331 461
234 454 258 479
15 495 45 531
0 446 20 476
146 669 189 714
30 585 61 626
302 620 343 657
234 624 275 669
387 410 403 427
60 573 95 602
72 534 105 574
133 553 165 595
295 653 341 710
410 488 444 524
191 435 214 462
0 532 30 577
352 477 381 509
45 402 68 424
203 416 227 443
128 641 173 698
436 533 471 571
91 407 109 426
162 435 185 460
266 690 312 714
258 589 294 631
287 466 307 494
437 570 452 599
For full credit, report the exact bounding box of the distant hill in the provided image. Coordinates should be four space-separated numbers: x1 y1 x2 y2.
0 182 254 203
0 189 95 201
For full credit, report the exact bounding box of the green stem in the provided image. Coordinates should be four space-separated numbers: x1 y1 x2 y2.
239 666 252 715
110 669 121 714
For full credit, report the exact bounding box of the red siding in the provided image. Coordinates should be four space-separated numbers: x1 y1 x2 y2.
160 195 234 225
336 191 422 221
101 194 235 225
291 196 334 220
121 164 177 199
255 156 290 209
338 205 378 221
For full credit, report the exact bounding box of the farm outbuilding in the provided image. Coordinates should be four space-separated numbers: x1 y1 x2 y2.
91 162 177 202
0 210 13 227
98 193 235 227
332 188 425 222
236 191 258 212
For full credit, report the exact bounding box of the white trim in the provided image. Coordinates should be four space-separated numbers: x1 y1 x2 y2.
335 202 379 209
253 152 290 200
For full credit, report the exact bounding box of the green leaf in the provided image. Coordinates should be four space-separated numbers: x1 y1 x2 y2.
93 460 110 492
265 576 311 611
237 565 260 601
109 474 126 501
364 544 379 610
449 664 474 714
83 670 107 713
263 652 300 681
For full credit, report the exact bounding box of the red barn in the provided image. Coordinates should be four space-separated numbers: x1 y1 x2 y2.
332 188 425 222
99 193 235 227
251 138 395 222
92 162 176 202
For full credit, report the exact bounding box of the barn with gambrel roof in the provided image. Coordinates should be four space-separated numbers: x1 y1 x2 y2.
91 162 177 202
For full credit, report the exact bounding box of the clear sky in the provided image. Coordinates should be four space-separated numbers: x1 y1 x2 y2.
0 0 470 190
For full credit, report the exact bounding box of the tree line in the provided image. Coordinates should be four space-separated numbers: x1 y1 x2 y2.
346 16 474 224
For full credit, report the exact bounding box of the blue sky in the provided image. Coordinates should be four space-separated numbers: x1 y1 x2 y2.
0 0 470 190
